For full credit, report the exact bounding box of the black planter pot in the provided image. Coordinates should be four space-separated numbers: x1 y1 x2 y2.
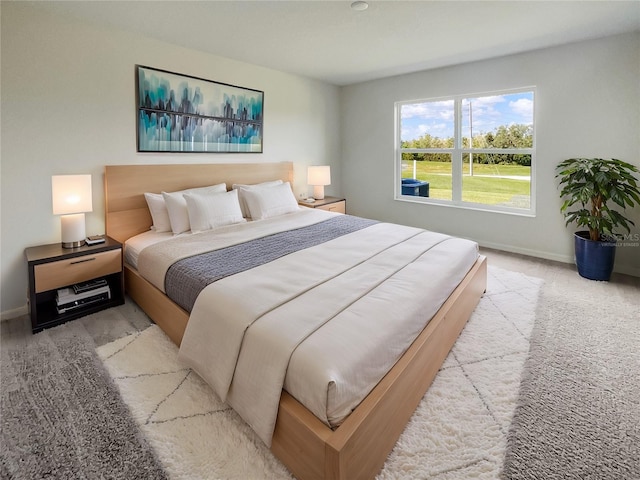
574 231 617 281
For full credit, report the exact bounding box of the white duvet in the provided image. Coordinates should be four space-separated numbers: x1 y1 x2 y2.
134 209 479 446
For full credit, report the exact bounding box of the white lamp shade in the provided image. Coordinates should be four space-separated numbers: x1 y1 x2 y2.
52 175 93 215
307 166 331 186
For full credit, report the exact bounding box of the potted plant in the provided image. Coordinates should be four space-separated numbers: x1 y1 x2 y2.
556 157 640 281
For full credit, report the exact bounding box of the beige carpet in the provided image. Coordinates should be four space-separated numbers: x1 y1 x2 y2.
1 322 168 480
503 269 640 479
97 266 542 479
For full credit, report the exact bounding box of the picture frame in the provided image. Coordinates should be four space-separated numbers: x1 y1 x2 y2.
136 65 264 153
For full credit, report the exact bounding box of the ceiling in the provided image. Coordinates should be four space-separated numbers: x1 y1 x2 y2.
25 1 640 86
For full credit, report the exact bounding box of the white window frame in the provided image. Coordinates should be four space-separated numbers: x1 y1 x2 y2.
395 87 536 216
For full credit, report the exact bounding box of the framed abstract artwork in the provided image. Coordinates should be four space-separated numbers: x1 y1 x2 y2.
136 65 264 153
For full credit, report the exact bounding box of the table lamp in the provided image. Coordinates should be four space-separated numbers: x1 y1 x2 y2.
52 175 93 248
307 166 331 200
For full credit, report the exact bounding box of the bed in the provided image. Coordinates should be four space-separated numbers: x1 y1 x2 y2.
104 162 487 480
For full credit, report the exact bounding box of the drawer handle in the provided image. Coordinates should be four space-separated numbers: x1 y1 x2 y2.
70 257 96 265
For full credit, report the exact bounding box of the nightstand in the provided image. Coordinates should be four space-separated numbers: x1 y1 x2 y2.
299 196 346 214
25 236 124 333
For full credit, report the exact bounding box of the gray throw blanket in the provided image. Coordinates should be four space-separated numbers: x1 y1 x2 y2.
165 215 377 312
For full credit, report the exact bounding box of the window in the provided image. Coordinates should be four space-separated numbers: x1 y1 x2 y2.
396 88 535 214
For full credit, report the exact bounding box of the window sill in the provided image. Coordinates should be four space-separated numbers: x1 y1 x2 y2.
394 195 536 217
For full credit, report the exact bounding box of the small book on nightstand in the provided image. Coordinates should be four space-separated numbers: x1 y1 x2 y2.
85 235 106 246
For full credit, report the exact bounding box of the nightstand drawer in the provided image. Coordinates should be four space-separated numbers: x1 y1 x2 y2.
34 249 121 293
317 200 345 214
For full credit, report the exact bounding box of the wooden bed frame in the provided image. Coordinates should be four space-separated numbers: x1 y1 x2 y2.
104 162 487 480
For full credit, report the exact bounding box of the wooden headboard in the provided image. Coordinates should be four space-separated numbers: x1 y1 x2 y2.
104 162 294 243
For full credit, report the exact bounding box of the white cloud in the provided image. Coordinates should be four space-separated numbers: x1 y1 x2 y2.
510 98 533 119
466 95 506 108
401 101 455 141
401 123 429 141
401 100 453 120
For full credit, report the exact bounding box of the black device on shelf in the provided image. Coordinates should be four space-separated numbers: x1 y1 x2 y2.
73 278 108 294
56 289 111 314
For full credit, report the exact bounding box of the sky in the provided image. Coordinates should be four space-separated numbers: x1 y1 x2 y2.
401 91 534 143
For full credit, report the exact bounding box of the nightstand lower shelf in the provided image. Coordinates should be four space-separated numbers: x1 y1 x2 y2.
29 272 124 332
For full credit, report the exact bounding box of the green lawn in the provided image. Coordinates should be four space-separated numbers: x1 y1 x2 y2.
402 161 531 207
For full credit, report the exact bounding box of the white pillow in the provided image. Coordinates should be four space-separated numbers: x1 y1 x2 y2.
162 183 227 234
144 192 172 232
184 189 245 233
232 180 283 218
243 182 300 220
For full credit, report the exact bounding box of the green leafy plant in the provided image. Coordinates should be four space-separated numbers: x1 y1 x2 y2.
556 158 640 242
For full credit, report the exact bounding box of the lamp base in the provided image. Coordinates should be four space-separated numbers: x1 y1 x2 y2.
60 213 86 249
312 185 325 200
61 240 85 249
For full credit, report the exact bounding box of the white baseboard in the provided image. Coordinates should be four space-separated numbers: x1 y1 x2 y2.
478 239 573 264
478 240 640 278
1 304 28 322
614 263 640 278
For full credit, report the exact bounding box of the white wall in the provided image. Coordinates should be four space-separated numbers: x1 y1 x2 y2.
340 32 640 276
0 3 341 316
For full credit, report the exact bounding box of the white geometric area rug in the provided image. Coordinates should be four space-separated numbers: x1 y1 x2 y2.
96 266 542 480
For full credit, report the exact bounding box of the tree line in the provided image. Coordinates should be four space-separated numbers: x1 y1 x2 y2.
402 124 533 166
